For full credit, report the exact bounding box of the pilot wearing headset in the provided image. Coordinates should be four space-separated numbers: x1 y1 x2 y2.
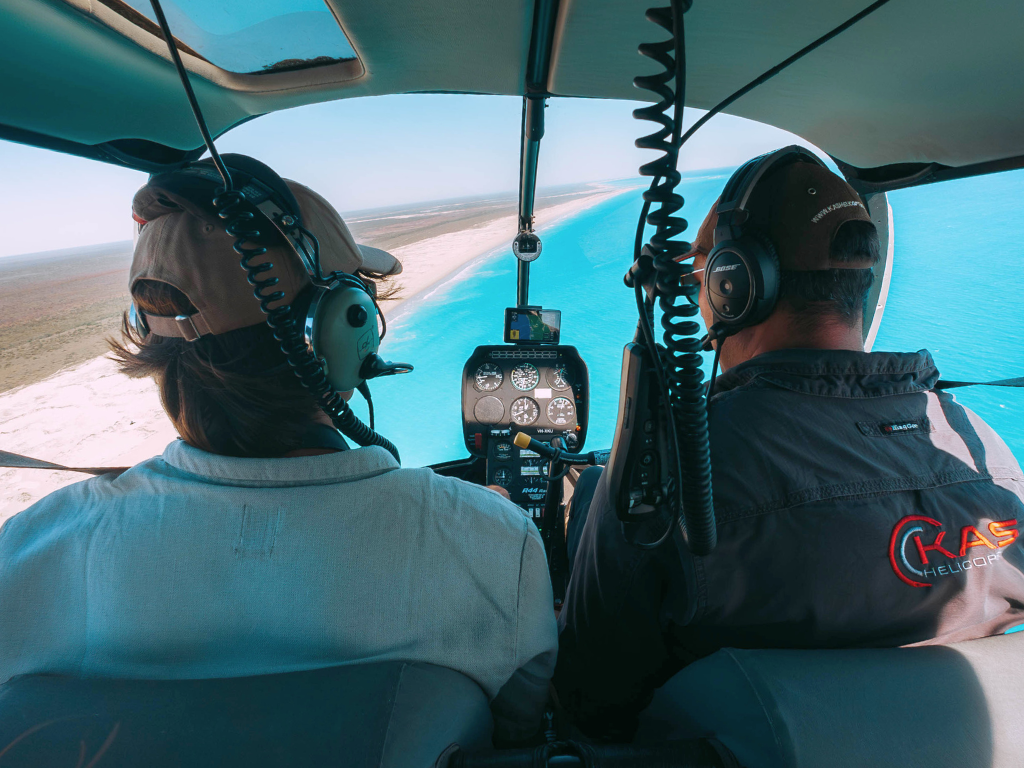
0 157 557 745
554 149 1024 740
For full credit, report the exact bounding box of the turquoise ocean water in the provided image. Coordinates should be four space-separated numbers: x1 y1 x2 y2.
369 171 1024 469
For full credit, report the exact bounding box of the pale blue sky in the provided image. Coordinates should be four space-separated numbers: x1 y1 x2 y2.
0 95 820 259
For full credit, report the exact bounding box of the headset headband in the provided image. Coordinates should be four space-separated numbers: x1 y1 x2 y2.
147 155 322 281
133 154 375 342
714 145 828 243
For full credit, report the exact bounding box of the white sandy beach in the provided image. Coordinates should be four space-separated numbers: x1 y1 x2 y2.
0 185 631 524
386 185 624 308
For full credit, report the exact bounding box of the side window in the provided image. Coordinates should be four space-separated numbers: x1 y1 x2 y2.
873 169 1024 463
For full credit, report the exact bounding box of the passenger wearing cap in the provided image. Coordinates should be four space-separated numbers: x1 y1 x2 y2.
0 163 557 744
553 154 1024 740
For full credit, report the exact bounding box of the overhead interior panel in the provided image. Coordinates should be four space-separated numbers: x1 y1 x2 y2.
0 0 249 150
0 0 535 152
551 0 1024 169
3 0 1024 176
323 0 535 99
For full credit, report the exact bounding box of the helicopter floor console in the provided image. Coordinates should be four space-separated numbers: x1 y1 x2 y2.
460 309 589 525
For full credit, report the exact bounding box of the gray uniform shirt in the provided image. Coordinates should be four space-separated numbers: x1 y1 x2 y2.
555 349 1024 738
0 441 557 741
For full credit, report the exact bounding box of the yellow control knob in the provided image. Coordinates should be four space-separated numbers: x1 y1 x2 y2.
513 432 532 450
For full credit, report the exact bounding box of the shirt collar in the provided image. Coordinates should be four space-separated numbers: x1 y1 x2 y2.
161 439 400 487
297 423 350 452
712 348 940 399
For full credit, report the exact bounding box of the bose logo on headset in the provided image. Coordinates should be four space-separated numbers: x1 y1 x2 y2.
712 264 742 273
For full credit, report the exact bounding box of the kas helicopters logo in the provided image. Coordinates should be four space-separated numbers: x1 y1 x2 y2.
889 515 1019 587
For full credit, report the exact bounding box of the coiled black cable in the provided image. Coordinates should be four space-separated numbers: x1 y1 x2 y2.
215 190 401 461
627 0 896 555
149 0 400 462
631 0 716 554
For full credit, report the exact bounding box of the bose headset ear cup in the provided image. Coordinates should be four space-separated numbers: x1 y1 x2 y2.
307 286 381 392
705 145 826 339
704 241 755 327
703 231 780 331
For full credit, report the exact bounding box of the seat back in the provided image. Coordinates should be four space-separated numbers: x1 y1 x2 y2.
0 662 492 767
637 633 1024 768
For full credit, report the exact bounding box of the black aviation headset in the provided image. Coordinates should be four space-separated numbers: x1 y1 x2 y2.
701 145 830 350
129 153 411 461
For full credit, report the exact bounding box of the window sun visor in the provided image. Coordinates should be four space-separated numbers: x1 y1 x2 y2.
89 0 358 75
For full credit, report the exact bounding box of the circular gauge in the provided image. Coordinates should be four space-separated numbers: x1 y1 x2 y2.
563 432 580 451
493 468 513 487
495 442 512 460
511 363 540 391
547 364 574 391
474 396 504 425
474 363 503 392
546 397 576 426
510 397 540 426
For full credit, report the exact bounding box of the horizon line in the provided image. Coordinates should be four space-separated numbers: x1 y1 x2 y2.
0 168 733 262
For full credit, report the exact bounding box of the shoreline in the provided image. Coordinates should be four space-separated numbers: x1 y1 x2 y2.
383 184 631 315
0 184 636 523
385 184 634 322
0 183 624 394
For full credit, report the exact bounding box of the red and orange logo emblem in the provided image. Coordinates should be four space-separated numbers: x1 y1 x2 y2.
888 515 1018 587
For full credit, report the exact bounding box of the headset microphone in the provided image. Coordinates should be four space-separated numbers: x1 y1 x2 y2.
302 270 411 393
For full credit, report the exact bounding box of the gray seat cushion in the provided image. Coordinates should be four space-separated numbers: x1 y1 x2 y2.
637 633 1024 768
0 661 493 767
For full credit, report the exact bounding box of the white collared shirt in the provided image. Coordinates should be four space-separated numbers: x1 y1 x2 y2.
0 440 556 737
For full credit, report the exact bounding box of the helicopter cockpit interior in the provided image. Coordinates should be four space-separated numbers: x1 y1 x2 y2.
1 0 1023 765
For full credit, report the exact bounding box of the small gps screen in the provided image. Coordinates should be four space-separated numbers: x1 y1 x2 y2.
504 308 560 345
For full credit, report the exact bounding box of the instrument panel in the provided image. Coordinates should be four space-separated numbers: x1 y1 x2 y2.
461 345 589 521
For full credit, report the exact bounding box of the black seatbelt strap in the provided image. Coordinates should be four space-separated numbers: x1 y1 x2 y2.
2 426 348 476
936 377 1024 390
0 450 128 476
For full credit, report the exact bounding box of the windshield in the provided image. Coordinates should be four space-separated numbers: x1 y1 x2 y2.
1 95 1022 522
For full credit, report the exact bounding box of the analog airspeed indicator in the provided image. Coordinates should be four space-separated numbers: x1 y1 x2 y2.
474 363 503 392
510 397 540 426
546 397 576 426
511 363 540 391
547 364 574 391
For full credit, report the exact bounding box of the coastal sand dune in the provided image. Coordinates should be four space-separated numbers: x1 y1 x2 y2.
0 183 632 523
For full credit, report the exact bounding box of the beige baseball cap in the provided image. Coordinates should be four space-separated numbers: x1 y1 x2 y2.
130 177 401 340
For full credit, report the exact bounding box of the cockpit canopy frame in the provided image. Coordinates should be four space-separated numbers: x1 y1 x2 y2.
2 0 1023 191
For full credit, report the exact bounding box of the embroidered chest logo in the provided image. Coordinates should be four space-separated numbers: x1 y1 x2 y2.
882 421 921 434
857 418 931 438
888 515 1018 587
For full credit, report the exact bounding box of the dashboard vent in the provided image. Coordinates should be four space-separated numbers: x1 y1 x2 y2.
490 350 558 360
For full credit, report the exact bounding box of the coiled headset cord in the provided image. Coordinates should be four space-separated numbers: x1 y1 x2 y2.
626 0 895 553
149 0 400 462
629 0 716 554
